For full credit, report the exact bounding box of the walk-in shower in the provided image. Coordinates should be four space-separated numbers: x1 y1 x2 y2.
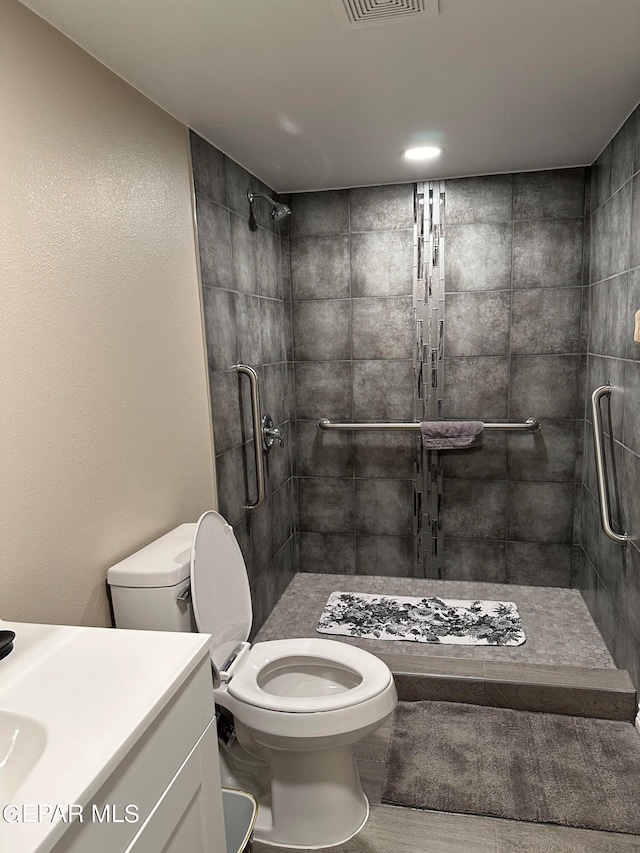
190 123 640 697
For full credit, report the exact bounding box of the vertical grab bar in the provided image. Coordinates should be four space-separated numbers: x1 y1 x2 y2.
236 364 266 512
591 384 628 545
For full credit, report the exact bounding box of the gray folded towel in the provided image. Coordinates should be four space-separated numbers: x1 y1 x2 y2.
419 420 484 449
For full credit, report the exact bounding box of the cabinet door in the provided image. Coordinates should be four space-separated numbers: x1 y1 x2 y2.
125 720 226 853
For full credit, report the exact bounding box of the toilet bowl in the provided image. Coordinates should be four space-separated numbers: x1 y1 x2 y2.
107 511 397 849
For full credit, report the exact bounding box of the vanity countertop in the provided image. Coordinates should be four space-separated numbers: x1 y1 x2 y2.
0 620 213 853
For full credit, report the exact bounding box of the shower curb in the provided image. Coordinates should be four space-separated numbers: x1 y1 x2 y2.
378 653 637 722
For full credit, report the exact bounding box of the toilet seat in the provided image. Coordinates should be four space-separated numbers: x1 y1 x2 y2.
226 638 392 713
190 512 393 716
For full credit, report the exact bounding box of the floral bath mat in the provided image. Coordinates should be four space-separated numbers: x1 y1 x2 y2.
317 591 526 646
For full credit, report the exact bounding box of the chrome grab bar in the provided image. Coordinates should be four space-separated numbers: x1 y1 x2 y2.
236 364 266 512
317 417 541 432
591 384 628 545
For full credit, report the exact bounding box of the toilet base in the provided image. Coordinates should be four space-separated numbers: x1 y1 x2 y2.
255 795 370 850
222 735 371 849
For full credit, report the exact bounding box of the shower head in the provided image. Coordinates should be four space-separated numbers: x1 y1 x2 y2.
247 191 291 230
272 201 292 221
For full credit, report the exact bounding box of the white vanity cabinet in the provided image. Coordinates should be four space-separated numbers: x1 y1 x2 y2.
0 621 226 853
51 658 226 853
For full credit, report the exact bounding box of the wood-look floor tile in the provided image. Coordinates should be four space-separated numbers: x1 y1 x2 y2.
353 715 394 763
253 805 499 853
495 819 640 851
357 759 385 804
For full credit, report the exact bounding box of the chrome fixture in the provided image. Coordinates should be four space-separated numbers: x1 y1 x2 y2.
591 384 628 545
247 191 291 231
317 418 541 432
261 414 284 452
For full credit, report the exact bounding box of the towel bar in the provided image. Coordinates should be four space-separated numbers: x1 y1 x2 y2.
317 417 541 432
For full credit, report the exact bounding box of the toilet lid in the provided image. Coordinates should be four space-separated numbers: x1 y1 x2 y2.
190 511 252 674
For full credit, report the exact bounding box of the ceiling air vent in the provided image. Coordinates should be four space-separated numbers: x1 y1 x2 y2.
329 0 439 30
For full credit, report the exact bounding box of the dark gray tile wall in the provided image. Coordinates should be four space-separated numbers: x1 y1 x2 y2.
442 170 589 587
580 104 640 687
190 131 295 635
290 185 418 577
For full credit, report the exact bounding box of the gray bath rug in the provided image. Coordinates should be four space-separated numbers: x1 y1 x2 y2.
317 591 525 646
382 701 640 835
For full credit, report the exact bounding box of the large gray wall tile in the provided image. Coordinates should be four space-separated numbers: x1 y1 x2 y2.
295 361 352 420
508 482 574 543
443 357 509 419
609 182 632 277
630 174 640 270
256 228 280 298
352 297 413 359
507 420 577 482
513 169 585 220
191 131 226 205
296 420 353 477
611 115 635 194
235 293 263 365
352 360 414 422
509 355 579 420
351 231 414 296
299 533 356 574
231 213 256 293
299 477 354 533
289 190 349 237
353 431 417 479
197 197 233 289
260 298 285 363
443 539 507 582
204 287 237 370
512 219 583 289
506 542 572 586
592 144 612 211
623 360 640 455
356 535 415 577
350 184 414 231
446 175 513 224
444 291 511 356
443 480 507 540
627 269 640 360
290 235 350 299
511 288 582 354
293 299 351 361
445 223 512 292
225 156 252 218
210 369 243 454
589 275 628 358
355 478 414 535
441 433 508 481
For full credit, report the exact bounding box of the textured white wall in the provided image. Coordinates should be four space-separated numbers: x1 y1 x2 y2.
0 0 216 626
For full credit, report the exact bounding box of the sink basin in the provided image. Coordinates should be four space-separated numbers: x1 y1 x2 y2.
0 710 47 800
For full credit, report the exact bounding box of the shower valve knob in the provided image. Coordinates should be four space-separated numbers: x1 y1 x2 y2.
261 414 284 452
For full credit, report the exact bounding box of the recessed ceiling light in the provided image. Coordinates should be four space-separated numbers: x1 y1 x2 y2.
403 146 443 160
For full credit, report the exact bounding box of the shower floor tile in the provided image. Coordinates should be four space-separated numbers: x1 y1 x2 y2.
255 573 616 669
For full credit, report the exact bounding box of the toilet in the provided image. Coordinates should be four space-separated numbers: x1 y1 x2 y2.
107 511 397 849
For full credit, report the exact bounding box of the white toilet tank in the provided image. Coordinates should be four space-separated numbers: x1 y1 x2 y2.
107 524 197 633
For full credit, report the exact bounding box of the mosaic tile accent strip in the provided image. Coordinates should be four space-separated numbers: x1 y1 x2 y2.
318 592 526 646
256 574 616 669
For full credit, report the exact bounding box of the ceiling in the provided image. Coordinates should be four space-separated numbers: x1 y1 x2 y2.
19 0 640 193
